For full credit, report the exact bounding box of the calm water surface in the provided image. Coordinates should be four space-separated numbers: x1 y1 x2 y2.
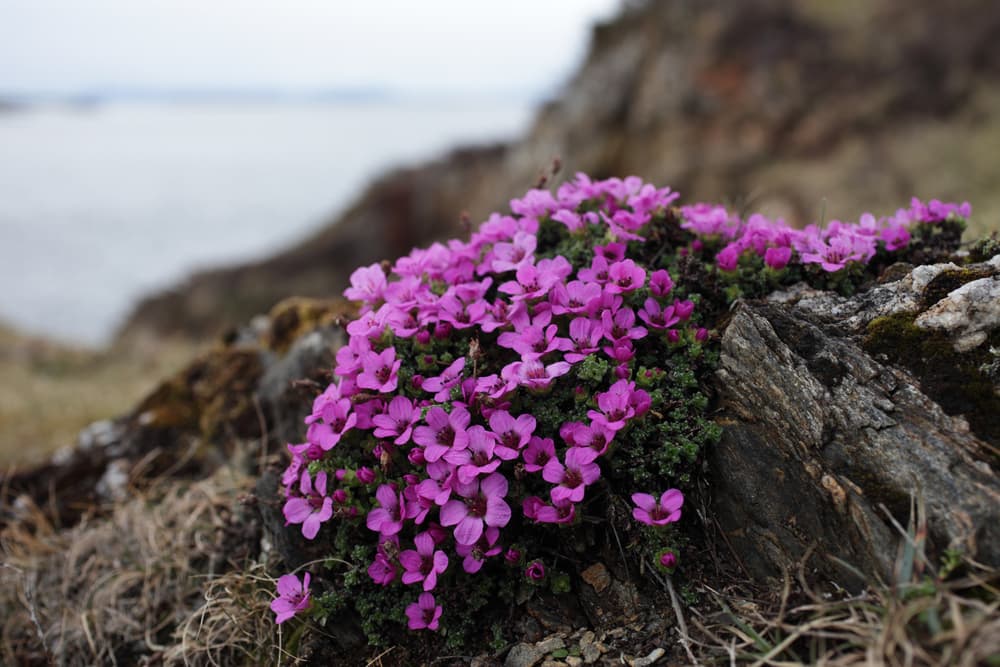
0 101 532 344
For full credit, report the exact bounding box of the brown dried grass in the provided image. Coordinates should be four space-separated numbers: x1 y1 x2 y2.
0 464 295 666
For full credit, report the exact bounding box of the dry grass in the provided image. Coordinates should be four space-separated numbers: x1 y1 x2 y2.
0 462 293 666
0 323 199 466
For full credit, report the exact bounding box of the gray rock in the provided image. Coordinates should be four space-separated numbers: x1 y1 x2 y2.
916 275 1000 352
712 301 999 587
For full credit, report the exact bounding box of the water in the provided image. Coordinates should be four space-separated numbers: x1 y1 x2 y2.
0 100 533 345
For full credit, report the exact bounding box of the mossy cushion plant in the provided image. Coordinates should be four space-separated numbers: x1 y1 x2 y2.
268 174 972 649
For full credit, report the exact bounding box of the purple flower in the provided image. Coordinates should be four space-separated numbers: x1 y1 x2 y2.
501 359 571 391
525 561 546 581
421 357 466 402
439 473 512 545
631 489 684 526
366 484 407 536
368 553 397 586
399 532 450 591
577 255 611 284
455 526 502 573
535 499 576 524
764 246 792 270
304 391 357 451
564 317 604 363
649 269 674 298
716 244 741 271
356 466 376 484
491 230 537 272
659 551 678 570
357 347 402 393
522 436 556 473
488 410 536 459
344 263 387 305
413 406 471 463
549 280 602 316
606 259 646 294
405 592 443 631
372 396 420 445
445 425 501 483
271 572 310 624
283 470 334 540
638 298 680 330
543 447 601 504
601 307 647 346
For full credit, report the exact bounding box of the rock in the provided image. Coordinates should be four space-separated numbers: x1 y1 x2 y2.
580 563 611 593
916 275 1000 352
630 648 666 667
505 643 545 667
711 292 1000 586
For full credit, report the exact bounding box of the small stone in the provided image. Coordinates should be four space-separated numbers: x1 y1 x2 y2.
537 636 566 654
629 648 666 667
580 563 611 592
565 657 583 667
540 661 566 667
505 643 544 667
581 644 601 664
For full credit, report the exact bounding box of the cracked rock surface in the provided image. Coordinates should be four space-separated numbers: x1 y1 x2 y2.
711 261 1000 586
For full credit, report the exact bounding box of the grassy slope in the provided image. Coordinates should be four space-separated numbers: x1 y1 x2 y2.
0 323 199 466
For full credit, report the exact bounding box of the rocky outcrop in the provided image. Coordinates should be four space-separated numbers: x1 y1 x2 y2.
711 257 1000 587
118 0 1000 341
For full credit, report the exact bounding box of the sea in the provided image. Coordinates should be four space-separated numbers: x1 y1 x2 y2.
0 99 534 346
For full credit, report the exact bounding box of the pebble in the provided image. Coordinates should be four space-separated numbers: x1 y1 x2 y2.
629 648 665 667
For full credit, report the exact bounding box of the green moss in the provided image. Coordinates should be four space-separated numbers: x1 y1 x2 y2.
864 312 1000 450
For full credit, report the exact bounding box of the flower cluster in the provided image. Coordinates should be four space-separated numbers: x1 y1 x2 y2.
269 174 972 631
682 197 971 273
271 175 701 627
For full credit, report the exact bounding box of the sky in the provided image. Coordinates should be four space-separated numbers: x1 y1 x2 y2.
0 0 623 98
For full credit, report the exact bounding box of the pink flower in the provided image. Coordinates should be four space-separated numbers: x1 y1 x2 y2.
271 572 311 624
421 357 466 402
631 489 684 526
659 551 678 569
444 425 501 483
366 484 407 536
344 263 387 306
283 470 334 540
525 561 546 581
564 317 604 363
488 410 536 459
455 526 501 573
522 436 556 472
357 347 402 393
601 307 647 345
606 259 646 294
534 499 576 524
491 230 537 272
649 269 674 298
501 359 571 391
413 406 471 463
372 396 420 445
716 244 740 271
638 298 680 330
304 390 357 451
549 280 602 316
368 553 397 586
543 447 601 504
405 592 443 631
399 532 450 591
764 246 792 270
440 473 512 545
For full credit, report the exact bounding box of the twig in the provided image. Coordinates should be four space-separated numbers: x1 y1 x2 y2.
649 561 699 665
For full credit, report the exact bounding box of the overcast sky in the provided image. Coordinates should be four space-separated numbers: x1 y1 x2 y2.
0 0 622 96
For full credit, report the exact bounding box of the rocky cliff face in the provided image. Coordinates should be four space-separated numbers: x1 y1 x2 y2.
117 0 1000 342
